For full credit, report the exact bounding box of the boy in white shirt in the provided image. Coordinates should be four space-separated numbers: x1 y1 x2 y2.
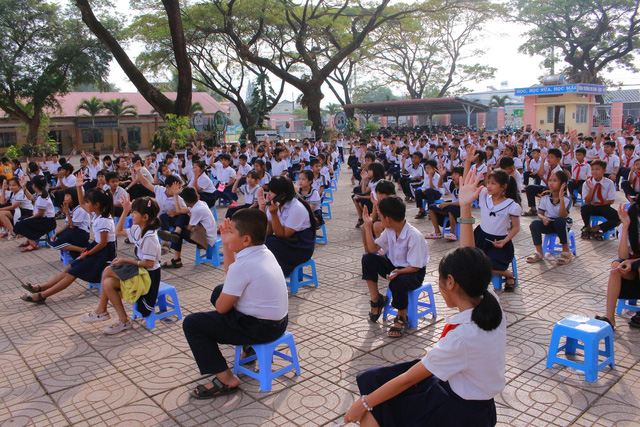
580 160 620 240
361 196 430 338
568 148 591 202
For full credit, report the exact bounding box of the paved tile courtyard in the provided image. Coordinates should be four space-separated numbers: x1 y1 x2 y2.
1 171 640 426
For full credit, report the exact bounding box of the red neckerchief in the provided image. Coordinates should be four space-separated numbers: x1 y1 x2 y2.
603 154 610 163
633 172 640 192
546 166 553 182
625 155 634 168
439 323 460 340
573 163 585 180
593 181 603 203
562 152 571 165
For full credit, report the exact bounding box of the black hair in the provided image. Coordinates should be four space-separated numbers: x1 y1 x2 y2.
96 170 106 178
624 143 635 151
103 155 112 162
61 163 74 173
28 162 39 173
12 158 21 167
375 180 396 195
367 162 386 181
105 172 119 182
239 154 248 161
531 148 541 153
604 141 616 148
424 159 437 169
267 176 317 229
180 186 199 204
547 148 562 159
310 158 321 167
131 155 142 164
486 170 520 204
364 152 376 161
474 150 487 162
439 246 502 331
485 145 494 153
64 187 79 208
411 151 424 160
629 203 640 255
165 175 181 187
554 170 569 195
218 153 231 162
575 147 587 155
131 197 160 237
246 170 259 180
300 169 315 183
84 188 113 218
452 166 464 175
591 160 607 170
32 175 48 197
498 157 514 169
232 208 268 245
193 160 206 171
378 196 405 222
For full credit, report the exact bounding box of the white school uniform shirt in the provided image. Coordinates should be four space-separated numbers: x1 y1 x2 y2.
422 298 506 400
61 174 76 188
34 195 55 218
91 213 116 244
406 163 425 180
311 175 327 193
271 159 289 177
238 184 259 204
154 185 187 214
560 150 573 167
629 171 640 192
478 187 522 236
538 194 573 219
266 198 311 232
528 157 541 173
444 157 462 171
601 153 620 174
223 245 288 320
621 153 637 169
190 173 215 194
238 163 252 176
103 184 126 207
217 166 236 185
571 161 591 181
375 221 430 268
300 149 311 162
540 164 563 188
300 188 322 209
127 225 162 271
421 173 444 195
11 190 33 211
188 200 217 247
68 206 91 233
582 177 616 204
470 163 487 179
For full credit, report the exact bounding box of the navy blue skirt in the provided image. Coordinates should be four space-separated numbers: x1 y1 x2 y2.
474 226 514 272
14 216 56 240
265 228 315 276
357 360 497 427
68 241 117 283
49 228 90 251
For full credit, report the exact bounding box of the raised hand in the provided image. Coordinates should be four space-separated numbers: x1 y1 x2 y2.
119 192 132 214
18 176 27 188
219 217 233 246
75 171 85 187
459 165 483 207
619 202 630 226
362 205 373 227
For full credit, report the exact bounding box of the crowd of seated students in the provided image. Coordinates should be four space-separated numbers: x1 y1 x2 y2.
5 124 640 417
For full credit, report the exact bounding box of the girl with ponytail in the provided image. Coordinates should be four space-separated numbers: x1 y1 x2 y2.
342 161 506 427
81 194 162 335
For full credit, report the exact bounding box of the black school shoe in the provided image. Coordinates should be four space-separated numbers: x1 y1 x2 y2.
157 230 181 244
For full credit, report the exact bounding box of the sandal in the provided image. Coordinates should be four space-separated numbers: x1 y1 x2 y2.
556 251 573 265
20 292 46 304
591 230 604 241
526 252 544 263
425 232 442 239
355 218 364 228
522 210 537 217
504 277 517 292
21 283 41 292
628 313 640 328
18 241 30 248
190 377 239 400
162 258 183 269
21 244 39 252
388 316 408 338
368 293 387 323
443 233 457 241
595 315 613 327
414 211 427 219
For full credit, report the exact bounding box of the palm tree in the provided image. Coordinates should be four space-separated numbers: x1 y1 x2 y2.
189 101 204 116
102 98 137 150
489 95 511 108
76 96 105 150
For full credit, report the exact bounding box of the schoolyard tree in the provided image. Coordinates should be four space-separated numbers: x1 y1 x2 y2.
102 98 137 150
369 0 500 99
0 0 111 144
203 0 462 137
74 0 192 117
514 0 640 84
76 96 106 150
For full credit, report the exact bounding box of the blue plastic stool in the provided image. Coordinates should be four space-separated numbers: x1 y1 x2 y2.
88 282 101 293
315 224 328 244
233 331 301 392
546 315 615 382
35 230 55 247
218 199 230 207
491 256 518 290
321 201 332 219
472 199 479 208
285 259 318 294
60 250 73 266
195 237 223 267
616 299 640 314
382 282 437 328
330 179 338 191
210 206 218 222
132 282 183 329
542 230 577 256
422 198 445 212
573 189 583 206
323 188 333 203
590 216 616 240
441 217 460 239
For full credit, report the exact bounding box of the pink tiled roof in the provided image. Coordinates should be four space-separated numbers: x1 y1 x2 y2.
1 92 227 118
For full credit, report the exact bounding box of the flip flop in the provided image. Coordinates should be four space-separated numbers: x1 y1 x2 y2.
162 258 183 269
18 241 30 248
425 232 442 239
21 244 39 252
21 283 41 292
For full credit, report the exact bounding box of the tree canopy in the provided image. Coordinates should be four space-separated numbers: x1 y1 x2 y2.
514 0 640 84
0 0 112 143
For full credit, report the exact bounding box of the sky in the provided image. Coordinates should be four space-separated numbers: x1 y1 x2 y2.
103 0 640 103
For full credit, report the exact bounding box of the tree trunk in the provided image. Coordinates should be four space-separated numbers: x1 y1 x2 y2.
26 115 41 145
303 86 324 139
161 0 192 116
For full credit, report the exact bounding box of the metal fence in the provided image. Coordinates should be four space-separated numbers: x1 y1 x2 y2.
592 106 611 128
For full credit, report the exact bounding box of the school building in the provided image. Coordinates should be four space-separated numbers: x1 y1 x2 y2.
0 92 227 155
